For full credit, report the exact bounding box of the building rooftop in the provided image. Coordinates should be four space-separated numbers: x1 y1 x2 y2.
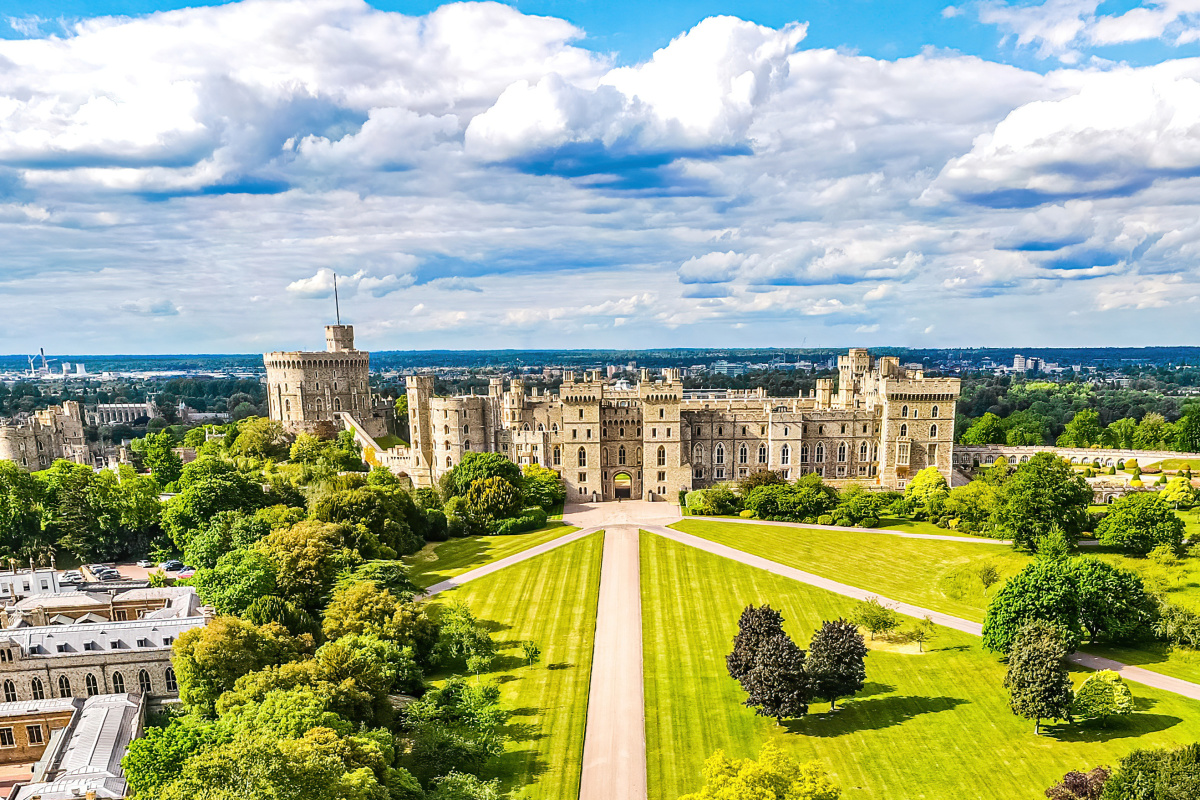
0 698 78 720
0 615 205 657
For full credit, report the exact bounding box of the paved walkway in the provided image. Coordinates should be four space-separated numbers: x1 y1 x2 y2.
421 526 601 597
644 524 1200 701
579 527 648 800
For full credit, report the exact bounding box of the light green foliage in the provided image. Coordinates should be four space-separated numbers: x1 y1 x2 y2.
994 453 1092 551
430 772 503 800
436 602 497 671
679 743 841 800
1058 410 1103 447
1099 743 1200 800
1097 492 1186 555
309 484 423 557
465 476 523 529
0 461 45 560
1104 417 1138 450
161 458 265 548
184 509 269 569
441 452 523 500
904 467 949 516
906 616 937 653
522 640 541 667
1005 620 1074 735
255 520 362 610
322 580 438 663
1072 670 1133 726
743 475 837 522
243 595 320 639
138 430 184 485
191 547 277 615
834 484 885 526
122 718 210 798
850 597 899 640
520 463 565 510
1161 476 1198 509
687 486 741 516
961 412 1008 445
943 481 999 533
1134 412 1172 451
229 416 287 460
407 677 509 786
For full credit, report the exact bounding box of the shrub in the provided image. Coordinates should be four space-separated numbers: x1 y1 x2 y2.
1096 492 1185 555
859 517 879 529
425 509 449 542
739 509 757 519
817 515 834 526
1129 479 1144 487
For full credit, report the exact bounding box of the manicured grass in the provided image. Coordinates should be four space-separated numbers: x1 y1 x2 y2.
373 434 408 449
642 533 1200 800
404 523 579 589
671 518 1029 623
429 532 603 799
547 502 564 521
874 516 987 539
1159 458 1200 471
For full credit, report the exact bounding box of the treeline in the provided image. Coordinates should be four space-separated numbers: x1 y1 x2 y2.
0 376 265 426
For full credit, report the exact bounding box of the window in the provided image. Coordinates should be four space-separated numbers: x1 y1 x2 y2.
578 472 587 482
657 446 666 467
859 441 868 461
837 442 848 462
579 409 584 420
2 681 14 703
815 443 825 462
0 649 10 663
578 447 587 467
0 729 13 748
112 672 125 693
912 408 919 419
841 424 847 434
717 427 723 436
658 471 666 481
693 467 704 479
932 406 939 419
26 725 42 745
715 467 725 480
929 443 939 462
463 441 471 451
741 426 747 436
165 668 177 693
901 405 908 418
30 678 44 700
445 456 452 467
784 426 790 436
333 397 342 412
930 424 938 438
553 446 561 466
85 674 99 696
738 443 748 464
618 446 627 466
781 444 790 465
659 408 665 418
139 670 153 695
58 675 70 698
800 443 809 463
693 443 703 462
757 443 767 464
714 443 725 465
900 424 908 437
464 424 470 434
863 424 868 433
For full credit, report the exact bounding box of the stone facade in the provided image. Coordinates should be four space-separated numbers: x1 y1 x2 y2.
0 402 88 472
1 587 199 629
87 401 157 427
342 346 961 498
0 697 76 766
264 325 392 440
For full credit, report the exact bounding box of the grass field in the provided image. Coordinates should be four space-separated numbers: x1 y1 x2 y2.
373 434 408 449
642 533 1200 800
404 523 579 589
1159 458 1200 471
874 516 988 539
429 532 603 800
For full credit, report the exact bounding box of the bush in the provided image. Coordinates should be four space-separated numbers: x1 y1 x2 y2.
1097 492 1185 555
425 509 449 542
739 509 757 519
817 515 834 526
685 486 740 516
491 507 548 537
859 517 879 529
1129 479 1144 487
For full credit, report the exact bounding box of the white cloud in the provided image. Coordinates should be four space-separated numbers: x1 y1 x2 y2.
119 298 180 316
677 251 747 284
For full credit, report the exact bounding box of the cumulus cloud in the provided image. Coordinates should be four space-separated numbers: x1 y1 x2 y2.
119 298 180 316
287 267 416 299
677 251 748 283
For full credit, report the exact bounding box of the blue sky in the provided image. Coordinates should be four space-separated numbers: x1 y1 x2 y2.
1 0 1200 353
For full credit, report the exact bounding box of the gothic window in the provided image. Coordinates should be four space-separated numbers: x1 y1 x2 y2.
930 424 938 438
714 443 725 465
837 442 848 462
554 446 562 466
781 444 790 465
619 427 625 437
315 398 323 412
139 670 152 695
463 441 470 451
757 443 767 464
3 681 14 703
901 405 908 418
862 424 868 434
618 446 626 465
445 441 451 450
445 456 452 467
636 447 642 465
693 443 704 463
523 423 531 432
538 423 544 431
859 441 868 461
800 443 809 463
58 675 71 698
464 424 470 434
284 399 291 413
717 427 723 436
932 406 940 418
85 674 99 696
578 447 587 467
165 668 178 693
333 397 342 412
900 424 908 437
657 446 666 467
784 426 790 436
738 443 748 464
602 448 609 466
815 443 825 462
31 678 44 700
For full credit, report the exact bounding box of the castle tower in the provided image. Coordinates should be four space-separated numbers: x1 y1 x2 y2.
264 325 373 438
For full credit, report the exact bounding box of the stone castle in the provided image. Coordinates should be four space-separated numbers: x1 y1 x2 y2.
0 401 89 471
266 326 960 499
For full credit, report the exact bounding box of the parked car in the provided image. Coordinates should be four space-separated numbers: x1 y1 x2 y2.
177 568 196 579
160 560 184 572
59 572 82 583
136 560 154 568
99 572 122 582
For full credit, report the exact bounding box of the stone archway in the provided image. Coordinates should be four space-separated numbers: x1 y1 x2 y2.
613 472 633 500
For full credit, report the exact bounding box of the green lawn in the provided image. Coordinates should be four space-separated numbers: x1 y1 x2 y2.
404 523 579 589
429 532 603 799
1159 458 1200 471
373 434 408 449
874 516 989 539
642 533 1200 800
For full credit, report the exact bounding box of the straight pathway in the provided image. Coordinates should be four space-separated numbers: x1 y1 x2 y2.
422 526 602 597
579 527 648 800
645 524 1200 701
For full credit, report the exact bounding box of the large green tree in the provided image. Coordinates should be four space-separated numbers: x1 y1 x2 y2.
1059 410 1103 447
440 452 522 500
805 618 867 711
993 453 1092 550
1096 492 1186 555
1004 620 1074 735
983 559 1084 654
139 430 183 486
0 461 47 561
960 412 1007 445
679 743 841 800
1071 670 1133 727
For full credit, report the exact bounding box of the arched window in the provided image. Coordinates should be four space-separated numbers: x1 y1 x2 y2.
912 408 919 419
901 405 909 418
463 441 471 451
58 675 71 698
333 397 342 412
3 680 15 702
657 446 666 466
781 444 790 465
165 668 178 693
717 427 723 436
284 399 291 413
800 443 809 463
714 443 725 465
602 448 609 466
693 443 704 463
841 424 847 434
445 456 452 467
784 426 790 436
85 674 99 696
139 670 152 695
578 447 587 467
579 409 584 420
931 406 939 419
837 442 847 462
757 443 767 464
553 445 561 466
900 424 908 437
538 423 544 431
618 446 626 465
859 441 868 461
930 424 938 438
464 424 470 434
31 678 44 700
817 425 823 435
815 443 825 462
523 423 531 432
444 425 450 434
738 443 748 464
444 441 451 450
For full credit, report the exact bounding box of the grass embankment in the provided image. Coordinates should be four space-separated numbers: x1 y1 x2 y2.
404 523 579 590
672 519 1200 683
873 516 991 539
642 533 1200 800
373 434 408 449
429 532 603 800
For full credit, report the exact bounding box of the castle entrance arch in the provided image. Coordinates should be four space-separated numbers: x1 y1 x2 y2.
613 472 633 500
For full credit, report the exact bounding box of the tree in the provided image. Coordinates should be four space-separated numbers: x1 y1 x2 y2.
1103 417 1138 450
1071 670 1133 727
520 463 565 510
0 461 48 561
961 413 1007 445
834 484 885 526
289 432 330 464
1100 743 1200 800
185 510 270 569
310 484 423 557
323 580 439 662
943 481 999 533
978 562 1001 595
679 743 841 800
1004 620 1074 735
522 640 541 667
121 719 211 799
1044 766 1110 800
727 605 787 682
906 616 937 653
851 597 899 641
904 467 949 517
161 459 264 548
1070 558 1152 645
430 772 503 800
1176 412 1200 453
230 416 287 459
740 629 810 723
737 469 786 495
994 453 1092 550
983 560 1083 654
1096 492 1186 555
1060 410 1103 448
1134 412 1171 451
1161 476 1198 509
441 452 522 500
435 602 497 672
243 595 320 640
406 677 508 785
805 619 867 710
464 476 523 530
139 430 183 485
191 547 277 615
255 520 361 611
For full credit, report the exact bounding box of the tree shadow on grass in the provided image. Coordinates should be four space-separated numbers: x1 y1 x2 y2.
1044 713 1182 742
486 744 550 793
856 681 895 699
489 654 529 673
547 662 574 671
785 695 967 737
479 619 513 634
